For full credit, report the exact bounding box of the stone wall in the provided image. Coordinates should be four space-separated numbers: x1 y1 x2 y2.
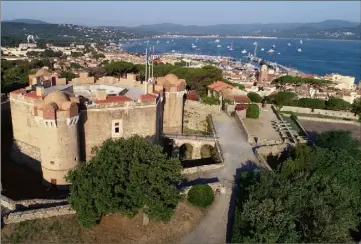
3 205 75 225
234 111 255 144
180 182 228 196
297 116 361 125
81 103 159 160
1 195 16 210
182 163 225 175
11 140 42 172
280 106 358 120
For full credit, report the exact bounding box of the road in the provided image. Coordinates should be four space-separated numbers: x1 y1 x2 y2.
179 112 259 244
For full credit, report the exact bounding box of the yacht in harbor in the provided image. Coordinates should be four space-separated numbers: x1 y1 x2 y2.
300 39 303 44
215 39 220 43
192 43 197 48
217 44 221 48
287 43 291 46
297 47 302 52
268 49 275 53
261 48 265 51
241 49 247 54
272 44 276 48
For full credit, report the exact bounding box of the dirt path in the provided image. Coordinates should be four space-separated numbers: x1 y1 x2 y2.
179 113 259 244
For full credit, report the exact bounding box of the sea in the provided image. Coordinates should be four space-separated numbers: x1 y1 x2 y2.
121 37 361 84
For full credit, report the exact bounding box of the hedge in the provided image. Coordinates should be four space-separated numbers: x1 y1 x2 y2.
187 184 214 208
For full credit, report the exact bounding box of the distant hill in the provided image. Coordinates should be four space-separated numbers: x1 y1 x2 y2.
4 19 50 25
1 22 151 47
111 20 361 40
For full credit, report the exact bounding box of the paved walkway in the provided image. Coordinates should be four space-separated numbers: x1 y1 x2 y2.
179 113 259 244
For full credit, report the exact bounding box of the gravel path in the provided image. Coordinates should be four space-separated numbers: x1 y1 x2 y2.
179 113 259 244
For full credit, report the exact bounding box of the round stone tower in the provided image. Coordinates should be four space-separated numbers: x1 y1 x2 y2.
39 91 80 189
159 74 186 134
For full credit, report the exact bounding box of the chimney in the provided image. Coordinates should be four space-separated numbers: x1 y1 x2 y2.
96 89 107 101
36 86 45 97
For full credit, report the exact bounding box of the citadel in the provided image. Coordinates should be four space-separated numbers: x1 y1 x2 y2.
9 68 186 188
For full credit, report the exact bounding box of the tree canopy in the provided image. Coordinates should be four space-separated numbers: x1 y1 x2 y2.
231 130 361 243
272 75 332 86
247 92 262 103
246 104 260 118
66 135 183 227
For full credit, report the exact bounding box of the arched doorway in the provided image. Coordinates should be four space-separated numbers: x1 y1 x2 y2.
179 143 193 160
200 144 214 159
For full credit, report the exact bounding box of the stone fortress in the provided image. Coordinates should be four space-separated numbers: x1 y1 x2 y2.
9 67 186 189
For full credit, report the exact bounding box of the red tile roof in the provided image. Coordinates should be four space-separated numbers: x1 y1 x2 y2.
95 96 133 104
233 95 251 104
187 90 200 101
139 93 157 102
24 91 42 100
207 81 234 92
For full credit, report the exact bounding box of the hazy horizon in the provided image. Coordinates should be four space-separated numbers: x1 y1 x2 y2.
2 1 360 27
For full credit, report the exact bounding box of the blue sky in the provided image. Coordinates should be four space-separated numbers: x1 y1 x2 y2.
2 1 360 26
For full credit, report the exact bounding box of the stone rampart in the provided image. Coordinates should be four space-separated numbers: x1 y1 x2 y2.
235 111 255 144
182 163 225 175
11 140 42 172
3 205 75 224
1 195 16 210
280 106 358 120
297 116 361 125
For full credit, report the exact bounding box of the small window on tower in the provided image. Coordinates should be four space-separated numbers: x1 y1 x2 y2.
115 127 119 133
112 120 123 138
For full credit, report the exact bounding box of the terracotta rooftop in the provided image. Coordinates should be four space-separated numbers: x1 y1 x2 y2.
207 81 234 92
24 91 42 100
233 95 251 104
139 93 157 102
95 95 133 104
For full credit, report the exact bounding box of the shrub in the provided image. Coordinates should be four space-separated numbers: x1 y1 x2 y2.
187 184 214 208
202 96 220 105
246 104 260 119
290 112 298 121
247 92 262 103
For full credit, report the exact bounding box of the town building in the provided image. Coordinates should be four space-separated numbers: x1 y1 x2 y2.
323 73 356 90
9 68 186 189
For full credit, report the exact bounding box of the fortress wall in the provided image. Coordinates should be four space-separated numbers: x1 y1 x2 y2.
9 97 40 147
3 205 75 225
81 104 157 160
280 106 358 120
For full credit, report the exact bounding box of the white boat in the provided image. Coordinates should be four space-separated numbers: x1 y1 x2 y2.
166 41 170 44
287 43 291 46
156 40 160 44
192 44 197 48
300 39 303 44
261 48 265 51
268 49 275 53
253 41 257 45
278 52 281 55
272 44 276 48
215 39 220 43
171 49 175 53
241 49 247 54
229 46 234 51
227 45 230 49
217 44 221 48
297 48 302 52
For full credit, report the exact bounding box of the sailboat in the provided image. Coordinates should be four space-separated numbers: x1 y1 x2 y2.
287 43 291 46
268 49 275 53
227 45 230 49
217 44 221 48
156 40 160 44
261 48 265 51
300 39 303 44
192 43 197 48
229 41 234 51
271 44 276 48
215 39 220 43
241 49 247 54
297 47 302 52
